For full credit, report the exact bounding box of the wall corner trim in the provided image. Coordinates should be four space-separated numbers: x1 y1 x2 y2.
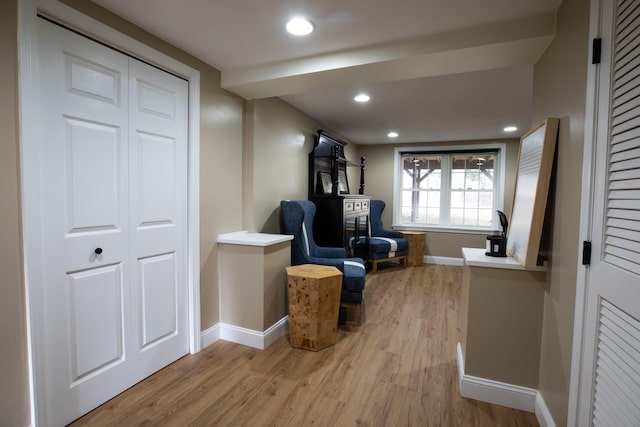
200 323 221 349
201 317 289 350
535 392 557 427
456 342 553 422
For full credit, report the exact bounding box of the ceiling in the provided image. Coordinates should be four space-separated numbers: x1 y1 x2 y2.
91 0 562 144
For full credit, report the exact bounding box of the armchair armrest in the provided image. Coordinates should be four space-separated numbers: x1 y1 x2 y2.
304 256 345 270
315 246 347 258
303 255 366 271
375 229 401 239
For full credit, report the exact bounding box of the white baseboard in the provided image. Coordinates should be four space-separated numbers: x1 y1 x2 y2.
262 316 290 349
460 373 538 412
425 256 464 266
200 316 289 350
456 342 466 389
456 343 537 412
535 392 556 427
456 343 556 425
200 323 221 348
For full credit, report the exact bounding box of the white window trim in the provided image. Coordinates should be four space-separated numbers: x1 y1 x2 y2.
392 142 506 233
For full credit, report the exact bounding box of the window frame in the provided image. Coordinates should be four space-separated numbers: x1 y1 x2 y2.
392 142 506 234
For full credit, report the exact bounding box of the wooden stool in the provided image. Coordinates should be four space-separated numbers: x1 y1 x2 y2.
370 255 406 273
340 301 362 325
286 264 342 351
400 231 426 267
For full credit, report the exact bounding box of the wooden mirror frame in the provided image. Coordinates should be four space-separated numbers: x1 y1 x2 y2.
507 117 559 268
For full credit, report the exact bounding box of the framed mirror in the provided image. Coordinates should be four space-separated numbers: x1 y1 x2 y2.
507 117 559 268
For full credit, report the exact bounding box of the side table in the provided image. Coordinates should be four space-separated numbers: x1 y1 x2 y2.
285 264 343 351
400 231 426 267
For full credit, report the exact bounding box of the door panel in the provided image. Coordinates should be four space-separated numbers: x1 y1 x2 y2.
128 58 188 382
136 131 177 226
68 264 125 383
139 252 178 349
65 117 122 233
65 53 122 105
38 20 131 427
137 79 177 119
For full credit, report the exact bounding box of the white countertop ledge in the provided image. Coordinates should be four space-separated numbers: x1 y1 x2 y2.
462 247 547 272
217 230 293 247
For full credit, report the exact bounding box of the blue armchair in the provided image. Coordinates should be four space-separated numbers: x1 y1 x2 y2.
280 200 366 324
354 199 408 273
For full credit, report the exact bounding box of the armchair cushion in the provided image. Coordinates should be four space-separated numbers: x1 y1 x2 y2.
342 260 366 292
352 236 408 260
366 236 409 260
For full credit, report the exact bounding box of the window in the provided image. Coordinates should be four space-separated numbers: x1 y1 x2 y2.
393 144 505 232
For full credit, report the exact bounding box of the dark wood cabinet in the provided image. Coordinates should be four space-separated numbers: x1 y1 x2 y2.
309 131 369 255
312 196 369 253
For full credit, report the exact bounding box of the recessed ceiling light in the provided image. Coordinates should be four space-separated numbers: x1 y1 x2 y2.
388 131 399 138
504 125 518 132
286 17 314 36
354 94 370 103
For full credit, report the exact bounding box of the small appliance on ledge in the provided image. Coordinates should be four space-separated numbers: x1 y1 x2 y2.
485 210 508 257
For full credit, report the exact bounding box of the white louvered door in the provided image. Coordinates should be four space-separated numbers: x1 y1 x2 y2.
578 0 640 425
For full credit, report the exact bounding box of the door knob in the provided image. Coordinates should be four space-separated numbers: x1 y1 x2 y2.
94 247 103 255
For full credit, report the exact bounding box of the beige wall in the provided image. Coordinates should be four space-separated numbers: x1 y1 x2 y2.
218 241 290 331
249 98 326 233
358 138 520 258
0 1 31 425
199 88 244 327
249 98 359 233
532 0 588 424
463 265 546 388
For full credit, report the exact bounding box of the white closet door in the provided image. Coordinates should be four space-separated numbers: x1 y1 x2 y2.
35 18 188 426
128 58 189 382
578 0 640 425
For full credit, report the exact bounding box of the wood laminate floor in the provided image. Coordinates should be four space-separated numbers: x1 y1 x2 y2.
70 264 539 426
